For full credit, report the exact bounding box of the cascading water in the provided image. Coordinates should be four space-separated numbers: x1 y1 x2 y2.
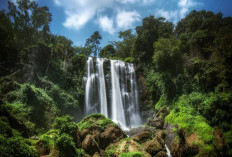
84 57 141 129
111 60 127 128
96 58 108 117
85 57 98 114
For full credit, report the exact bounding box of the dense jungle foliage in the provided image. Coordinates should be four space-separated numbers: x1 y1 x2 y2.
0 0 232 156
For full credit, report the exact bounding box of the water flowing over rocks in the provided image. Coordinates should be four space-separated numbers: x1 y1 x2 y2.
84 57 141 129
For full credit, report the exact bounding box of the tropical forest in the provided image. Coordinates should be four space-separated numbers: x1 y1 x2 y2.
0 0 232 156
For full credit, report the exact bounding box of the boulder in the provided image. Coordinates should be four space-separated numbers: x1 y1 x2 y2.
106 138 151 157
78 114 126 155
132 130 153 144
82 135 99 156
155 151 168 157
142 137 163 156
156 107 170 119
100 125 126 149
146 107 169 129
147 117 164 129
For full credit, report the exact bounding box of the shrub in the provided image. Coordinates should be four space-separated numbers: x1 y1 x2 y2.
52 115 77 137
54 133 76 156
0 135 37 157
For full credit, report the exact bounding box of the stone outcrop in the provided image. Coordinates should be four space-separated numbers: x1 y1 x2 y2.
146 107 169 129
77 114 127 155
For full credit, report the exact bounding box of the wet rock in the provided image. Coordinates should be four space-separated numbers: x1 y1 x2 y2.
82 135 99 155
126 126 156 137
156 107 170 119
100 125 126 149
147 117 164 129
155 151 168 157
142 137 163 156
156 130 166 140
132 130 153 144
146 107 169 129
169 128 199 157
164 123 176 149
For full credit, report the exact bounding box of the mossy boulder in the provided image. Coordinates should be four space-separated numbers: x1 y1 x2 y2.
77 114 127 155
106 138 151 157
146 107 169 129
142 137 163 156
132 130 153 144
82 135 99 156
155 151 168 157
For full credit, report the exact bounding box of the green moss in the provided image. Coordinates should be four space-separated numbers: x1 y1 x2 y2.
76 148 89 156
119 152 146 157
124 57 135 63
77 114 116 131
165 94 216 154
105 150 115 157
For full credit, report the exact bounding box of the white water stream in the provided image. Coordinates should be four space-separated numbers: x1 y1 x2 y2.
85 57 141 129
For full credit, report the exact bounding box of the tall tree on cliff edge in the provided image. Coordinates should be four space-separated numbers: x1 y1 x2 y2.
85 31 102 57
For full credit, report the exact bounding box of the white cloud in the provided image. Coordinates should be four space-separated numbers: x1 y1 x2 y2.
117 0 155 4
155 0 199 24
156 9 179 23
98 16 115 34
116 11 141 28
178 0 198 18
54 0 113 30
53 0 154 34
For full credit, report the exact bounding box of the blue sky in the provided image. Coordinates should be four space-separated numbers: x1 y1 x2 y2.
1 0 232 47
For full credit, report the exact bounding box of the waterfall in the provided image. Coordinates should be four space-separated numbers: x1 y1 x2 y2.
85 57 98 115
110 60 127 128
96 58 108 117
84 57 141 129
165 144 172 157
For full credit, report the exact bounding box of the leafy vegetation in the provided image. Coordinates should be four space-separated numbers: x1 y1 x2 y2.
0 0 232 156
120 151 146 157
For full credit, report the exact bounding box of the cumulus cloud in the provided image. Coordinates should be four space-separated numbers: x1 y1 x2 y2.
53 0 153 34
116 11 141 28
155 0 199 24
98 16 115 34
53 0 199 34
178 0 198 18
156 9 179 23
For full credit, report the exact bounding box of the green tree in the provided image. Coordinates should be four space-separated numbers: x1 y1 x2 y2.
85 31 102 57
99 44 115 58
114 29 136 59
134 16 174 64
152 37 183 99
8 0 51 47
